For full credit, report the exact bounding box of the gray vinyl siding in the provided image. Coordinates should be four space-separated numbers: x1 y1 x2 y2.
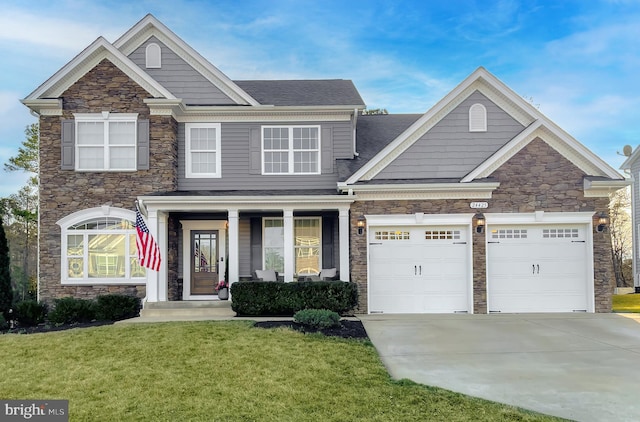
128 36 237 105
178 121 353 190
374 91 525 179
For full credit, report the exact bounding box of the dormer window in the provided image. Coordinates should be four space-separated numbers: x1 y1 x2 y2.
145 43 161 68
469 103 487 132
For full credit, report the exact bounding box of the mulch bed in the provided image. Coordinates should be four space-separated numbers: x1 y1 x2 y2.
2 319 369 340
1 321 115 335
253 320 369 340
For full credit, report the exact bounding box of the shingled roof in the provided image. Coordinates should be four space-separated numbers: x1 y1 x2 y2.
234 79 365 107
337 113 422 181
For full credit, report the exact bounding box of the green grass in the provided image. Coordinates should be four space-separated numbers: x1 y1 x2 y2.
0 321 563 421
613 293 640 312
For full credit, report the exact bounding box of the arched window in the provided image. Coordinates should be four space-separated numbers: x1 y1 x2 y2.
145 43 161 68
57 207 146 284
469 103 487 132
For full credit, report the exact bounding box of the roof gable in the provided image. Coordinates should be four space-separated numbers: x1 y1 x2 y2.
23 36 174 102
343 67 623 185
113 14 259 106
372 91 524 180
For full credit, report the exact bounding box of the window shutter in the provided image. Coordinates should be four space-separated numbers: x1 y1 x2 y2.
137 119 150 170
321 127 333 173
61 119 75 170
249 127 261 174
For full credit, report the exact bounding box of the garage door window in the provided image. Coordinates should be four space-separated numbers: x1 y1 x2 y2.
491 229 527 239
425 230 460 240
542 228 579 238
374 231 410 240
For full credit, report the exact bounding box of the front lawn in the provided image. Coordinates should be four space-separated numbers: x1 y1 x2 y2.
613 293 640 313
0 321 562 421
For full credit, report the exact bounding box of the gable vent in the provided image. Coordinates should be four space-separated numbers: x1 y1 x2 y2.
145 43 161 68
469 103 487 132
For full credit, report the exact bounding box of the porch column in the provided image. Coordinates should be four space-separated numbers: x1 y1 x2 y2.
228 209 239 284
283 208 295 282
339 208 350 282
157 211 168 301
145 210 159 302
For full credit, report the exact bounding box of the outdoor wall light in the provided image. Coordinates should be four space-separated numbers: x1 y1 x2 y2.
475 212 486 234
357 216 366 236
596 212 609 233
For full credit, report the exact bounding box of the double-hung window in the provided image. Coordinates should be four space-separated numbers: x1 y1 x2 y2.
262 126 320 174
186 123 221 178
75 113 138 171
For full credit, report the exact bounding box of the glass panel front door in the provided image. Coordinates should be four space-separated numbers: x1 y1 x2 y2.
191 230 219 295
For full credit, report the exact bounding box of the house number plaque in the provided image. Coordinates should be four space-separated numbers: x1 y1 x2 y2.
470 202 488 209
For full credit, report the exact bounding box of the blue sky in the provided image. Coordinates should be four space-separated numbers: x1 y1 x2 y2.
1 0 639 197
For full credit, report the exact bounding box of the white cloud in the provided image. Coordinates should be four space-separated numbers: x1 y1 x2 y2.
0 8 120 53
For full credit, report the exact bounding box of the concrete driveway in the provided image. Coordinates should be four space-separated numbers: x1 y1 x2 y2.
360 313 640 422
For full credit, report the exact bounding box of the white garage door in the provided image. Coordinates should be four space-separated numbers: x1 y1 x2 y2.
369 226 471 314
487 224 590 313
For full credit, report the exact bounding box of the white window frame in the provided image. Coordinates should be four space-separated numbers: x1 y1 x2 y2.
469 103 487 132
145 43 162 68
57 206 146 285
185 123 222 178
261 125 321 175
262 217 323 275
74 112 138 171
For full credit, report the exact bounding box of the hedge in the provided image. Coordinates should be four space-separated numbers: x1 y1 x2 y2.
230 281 358 316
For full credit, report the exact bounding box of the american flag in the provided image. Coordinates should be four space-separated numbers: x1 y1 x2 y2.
135 209 161 272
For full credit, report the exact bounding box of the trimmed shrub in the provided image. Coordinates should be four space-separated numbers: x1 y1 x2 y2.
231 281 358 316
13 300 47 326
48 297 96 325
294 309 341 329
0 313 6 330
95 294 141 321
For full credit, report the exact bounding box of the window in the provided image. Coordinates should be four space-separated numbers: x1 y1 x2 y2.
542 228 579 238
145 43 161 68
262 126 320 174
491 229 528 239
425 230 461 240
469 103 487 132
59 207 145 284
74 113 138 171
263 218 285 274
374 231 410 240
295 218 321 275
262 217 322 275
186 123 221 178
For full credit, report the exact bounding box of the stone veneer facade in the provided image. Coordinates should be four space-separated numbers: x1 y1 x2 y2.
38 59 178 303
350 138 614 314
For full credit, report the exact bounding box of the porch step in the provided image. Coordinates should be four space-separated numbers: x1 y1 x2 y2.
140 300 235 318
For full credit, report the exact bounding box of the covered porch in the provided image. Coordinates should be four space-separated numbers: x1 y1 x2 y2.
137 193 354 303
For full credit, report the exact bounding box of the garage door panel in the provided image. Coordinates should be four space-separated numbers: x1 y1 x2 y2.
369 226 470 314
488 224 589 313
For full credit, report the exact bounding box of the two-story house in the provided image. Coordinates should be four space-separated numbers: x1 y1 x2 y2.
22 14 626 314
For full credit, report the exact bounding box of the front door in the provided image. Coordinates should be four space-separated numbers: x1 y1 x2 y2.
191 230 219 295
